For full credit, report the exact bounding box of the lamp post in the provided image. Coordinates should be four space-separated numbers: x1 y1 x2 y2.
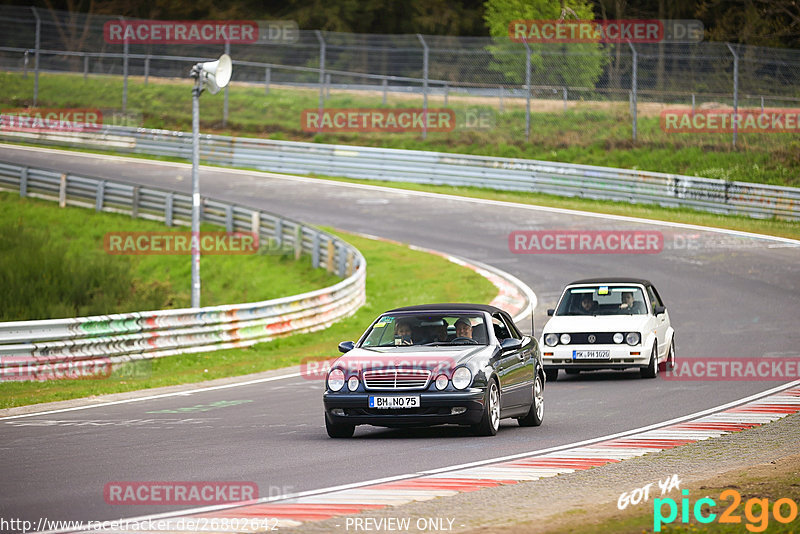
188 54 232 308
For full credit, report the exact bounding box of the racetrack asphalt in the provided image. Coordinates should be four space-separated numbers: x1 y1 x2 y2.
0 145 798 528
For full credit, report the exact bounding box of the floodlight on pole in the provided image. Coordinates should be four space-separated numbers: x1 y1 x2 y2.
189 53 232 308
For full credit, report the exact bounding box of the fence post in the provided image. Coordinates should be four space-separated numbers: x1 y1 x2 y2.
691 93 695 114
30 7 40 106
563 86 567 112
444 83 448 107
144 54 150 85
325 73 331 99
23 49 28 78
523 38 531 141
726 43 739 149
83 54 89 80
20 167 28 198
119 16 128 114
315 30 326 133
223 40 230 127
382 77 387 105
96 181 105 211
628 41 638 142
265 67 271 95
499 85 504 112
417 34 429 140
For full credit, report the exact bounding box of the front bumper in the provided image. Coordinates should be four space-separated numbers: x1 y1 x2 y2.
323 389 486 427
541 344 649 370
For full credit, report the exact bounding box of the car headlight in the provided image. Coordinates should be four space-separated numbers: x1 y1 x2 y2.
613 333 624 344
560 333 571 345
347 375 359 391
435 374 449 390
327 368 345 391
544 333 558 346
451 367 472 390
626 332 641 346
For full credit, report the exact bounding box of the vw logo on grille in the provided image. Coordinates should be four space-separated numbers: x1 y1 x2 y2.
588 334 596 343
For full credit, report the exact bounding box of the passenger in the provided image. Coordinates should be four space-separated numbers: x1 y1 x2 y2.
454 317 473 339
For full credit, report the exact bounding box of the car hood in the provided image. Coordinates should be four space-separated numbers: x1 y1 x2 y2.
333 345 491 373
541 315 650 334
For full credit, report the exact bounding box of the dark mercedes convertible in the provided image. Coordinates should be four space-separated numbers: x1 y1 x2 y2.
323 304 545 437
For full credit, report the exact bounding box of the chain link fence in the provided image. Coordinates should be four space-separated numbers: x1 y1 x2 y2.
1 5 800 149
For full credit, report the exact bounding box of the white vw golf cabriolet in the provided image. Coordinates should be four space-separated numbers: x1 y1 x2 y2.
540 278 675 380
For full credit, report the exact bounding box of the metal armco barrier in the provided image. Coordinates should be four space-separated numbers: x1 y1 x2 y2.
1 125 798 220
0 161 366 380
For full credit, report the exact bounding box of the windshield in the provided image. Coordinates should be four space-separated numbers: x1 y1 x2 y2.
360 313 489 346
555 286 648 316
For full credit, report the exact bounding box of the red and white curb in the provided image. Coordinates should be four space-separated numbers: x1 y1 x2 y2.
59 382 800 533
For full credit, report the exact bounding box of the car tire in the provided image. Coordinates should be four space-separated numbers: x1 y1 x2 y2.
564 369 580 375
518 374 544 427
545 369 559 382
325 413 355 438
472 379 500 436
640 345 658 379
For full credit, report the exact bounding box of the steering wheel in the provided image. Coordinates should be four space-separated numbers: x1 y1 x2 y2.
451 336 479 344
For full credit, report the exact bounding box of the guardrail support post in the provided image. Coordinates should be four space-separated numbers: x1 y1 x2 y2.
165 192 173 226
265 67 271 95
59 174 67 208
274 218 282 246
312 233 320 268
337 243 346 276
131 186 140 218
417 34 429 140
251 211 260 238
23 49 28 78
83 54 89 80
726 43 739 149
20 167 28 198
294 225 303 260
144 55 150 85
444 83 448 107
225 205 234 232
326 239 335 272
31 7 40 106
96 181 105 211
382 78 388 105
691 93 695 114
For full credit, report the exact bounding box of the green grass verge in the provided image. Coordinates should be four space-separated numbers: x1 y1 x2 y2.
1 71 798 187
0 230 497 408
0 191 338 320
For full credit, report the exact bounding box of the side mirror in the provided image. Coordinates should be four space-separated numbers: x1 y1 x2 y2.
547 309 555 316
338 341 355 353
654 305 666 315
500 338 523 352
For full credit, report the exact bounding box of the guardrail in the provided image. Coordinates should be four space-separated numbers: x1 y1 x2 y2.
0 160 366 380
1 125 797 220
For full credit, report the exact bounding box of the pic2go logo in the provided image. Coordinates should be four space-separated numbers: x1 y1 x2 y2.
654 489 799 532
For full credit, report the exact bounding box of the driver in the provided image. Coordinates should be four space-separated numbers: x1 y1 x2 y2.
454 317 473 339
578 293 597 314
394 320 414 345
620 292 644 314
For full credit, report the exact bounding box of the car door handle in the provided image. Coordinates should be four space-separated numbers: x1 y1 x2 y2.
518 354 525 361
